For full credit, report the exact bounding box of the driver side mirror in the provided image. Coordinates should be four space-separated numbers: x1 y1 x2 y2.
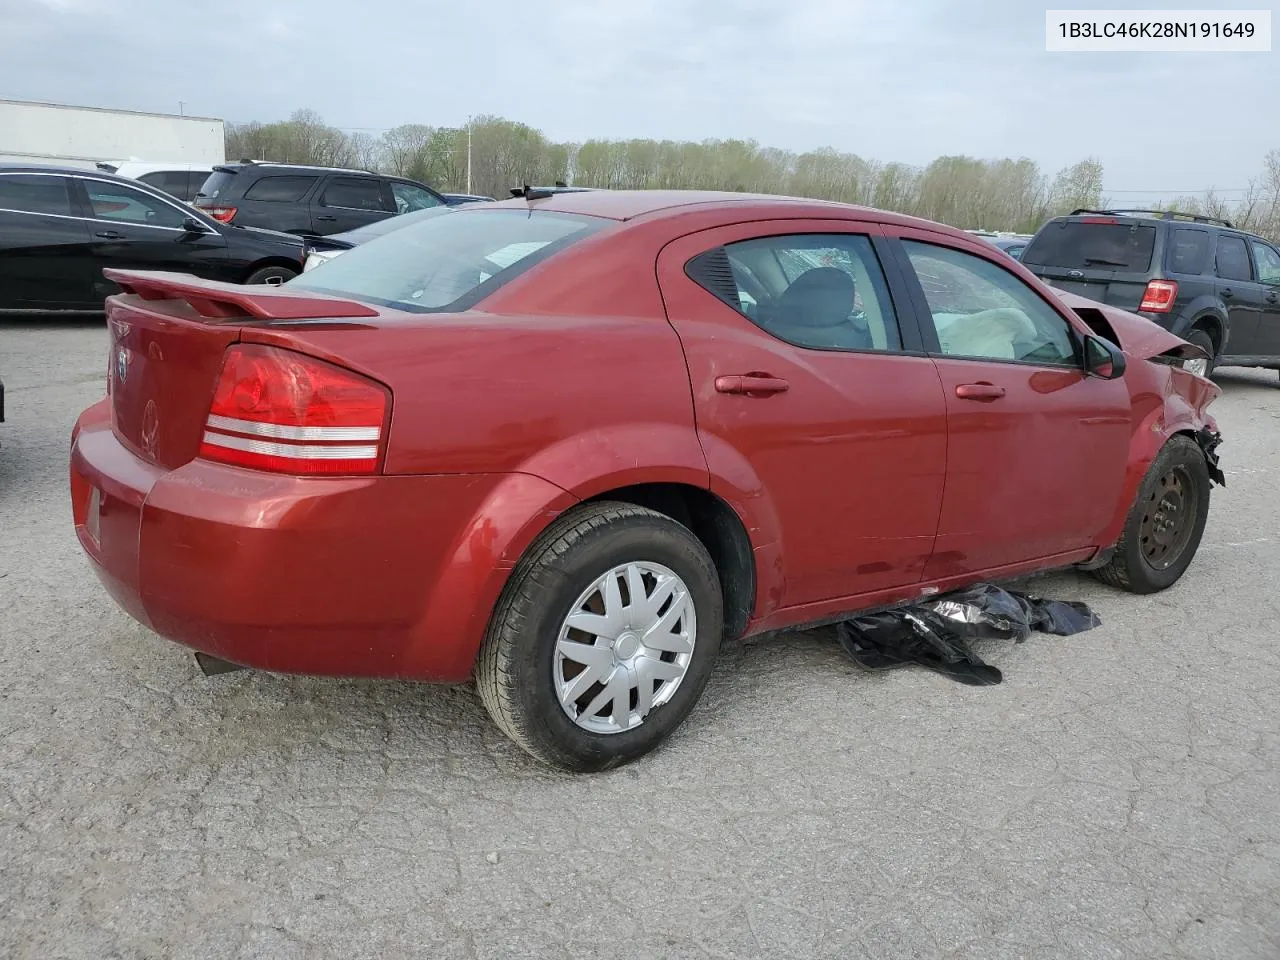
1083 335 1127 380
181 216 211 235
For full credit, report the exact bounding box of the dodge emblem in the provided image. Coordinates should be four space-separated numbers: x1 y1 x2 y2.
116 347 128 383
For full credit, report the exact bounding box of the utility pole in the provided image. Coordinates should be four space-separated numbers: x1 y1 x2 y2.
466 115 472 195
178 101 185 117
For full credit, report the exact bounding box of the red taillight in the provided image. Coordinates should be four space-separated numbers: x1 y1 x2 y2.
1081 216 1117 224
1139 279 1178 313
205 206 237 223
198 345 389 475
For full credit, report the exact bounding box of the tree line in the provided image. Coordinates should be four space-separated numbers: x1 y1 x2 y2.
225 110 1280 241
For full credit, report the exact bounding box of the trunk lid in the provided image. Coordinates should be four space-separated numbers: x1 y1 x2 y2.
104 269 379 470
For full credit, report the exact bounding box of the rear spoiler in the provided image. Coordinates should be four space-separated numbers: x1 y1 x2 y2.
103 269 379 321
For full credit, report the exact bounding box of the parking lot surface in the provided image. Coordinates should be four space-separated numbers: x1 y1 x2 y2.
2 319 1278 960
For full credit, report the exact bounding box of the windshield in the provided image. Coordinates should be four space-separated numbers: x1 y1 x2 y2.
1022 221 1156 272
287 208 606 313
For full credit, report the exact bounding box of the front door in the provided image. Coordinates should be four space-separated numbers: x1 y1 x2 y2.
1249 238 1280 358
1214 232 1263 358
309 177 393 235
886 230 1133 578
74 178 228 301
656 220 948 611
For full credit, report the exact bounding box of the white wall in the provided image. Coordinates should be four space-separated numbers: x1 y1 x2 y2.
0 99 225 169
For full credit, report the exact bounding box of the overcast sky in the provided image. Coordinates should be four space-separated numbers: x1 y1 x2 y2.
2 0 1276 202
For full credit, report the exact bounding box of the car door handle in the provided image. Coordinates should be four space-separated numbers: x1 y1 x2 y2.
1220 288 1234 298
714 375 790 396
95 230 126 240
315 215 337 222
955 382 1006 402
1267 291 1278 303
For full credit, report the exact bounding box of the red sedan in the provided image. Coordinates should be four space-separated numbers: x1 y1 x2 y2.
70 190 1222 770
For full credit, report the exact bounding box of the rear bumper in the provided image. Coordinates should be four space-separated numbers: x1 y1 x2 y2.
70 399 574 682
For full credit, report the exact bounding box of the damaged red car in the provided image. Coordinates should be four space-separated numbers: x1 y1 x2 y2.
69 191 1223 770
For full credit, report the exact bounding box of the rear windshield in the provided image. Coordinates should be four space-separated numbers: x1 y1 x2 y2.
287 208 606 313
196 169 240 200
1022 221 1157 272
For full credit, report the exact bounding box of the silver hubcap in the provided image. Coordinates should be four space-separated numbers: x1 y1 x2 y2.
554 561 697 735
1185 357 1209 377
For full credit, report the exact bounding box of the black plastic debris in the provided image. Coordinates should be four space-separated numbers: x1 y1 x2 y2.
1195 428 1226 487
836 583 1101 686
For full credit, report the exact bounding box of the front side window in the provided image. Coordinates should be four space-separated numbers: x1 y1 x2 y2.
287 208 605 313
0 174 74 216
904 240 1078 366
686 233 903 352
84 181 186 228
1215 235 1252 282
390 181 442 213
321 177 387 211
1250 240 1280 284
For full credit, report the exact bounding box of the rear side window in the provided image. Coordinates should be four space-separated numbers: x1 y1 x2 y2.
1022 221 1157 272
287 209 605 313
686 233 903 352
321 178 386 211
1215 236 1253 281
1167 228 1210 275
0 174 73 216
138 170 195 201
244 176 318 202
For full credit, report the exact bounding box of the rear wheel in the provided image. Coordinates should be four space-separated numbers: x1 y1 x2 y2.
476 502 723 772
244 265 297 286
1092 436 1211 594
1182 328 1216 378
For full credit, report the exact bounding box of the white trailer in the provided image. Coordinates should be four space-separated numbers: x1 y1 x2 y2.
0 98 225 170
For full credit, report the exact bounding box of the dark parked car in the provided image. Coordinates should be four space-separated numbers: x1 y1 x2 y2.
193 162 447 237
302 205 455 271
72 190 1221 770
0 164 307 313
1022 209 1280 378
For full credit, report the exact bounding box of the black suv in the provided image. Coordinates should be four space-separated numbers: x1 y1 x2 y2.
1021 209 1280 378
193 162 447 237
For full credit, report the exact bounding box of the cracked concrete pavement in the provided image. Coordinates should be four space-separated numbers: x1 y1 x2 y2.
2 319 1278 959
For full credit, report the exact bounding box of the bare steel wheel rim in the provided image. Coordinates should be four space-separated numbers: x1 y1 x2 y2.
1184 357 1209 377
554 561 697 735
1139 464 1199 571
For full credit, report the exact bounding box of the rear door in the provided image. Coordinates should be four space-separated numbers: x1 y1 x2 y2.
0 172 95 309
75 178 228 301
657 219 949 609
1214 232 1263 357
1022 217 1159 310
310 176 393 235
1249 238 1280 357
886 229 1132 577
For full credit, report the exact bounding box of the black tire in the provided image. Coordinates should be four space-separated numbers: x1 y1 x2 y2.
1092 436 1211 594
476 501 724 772
1183 328 1216 377
244 265 297 286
